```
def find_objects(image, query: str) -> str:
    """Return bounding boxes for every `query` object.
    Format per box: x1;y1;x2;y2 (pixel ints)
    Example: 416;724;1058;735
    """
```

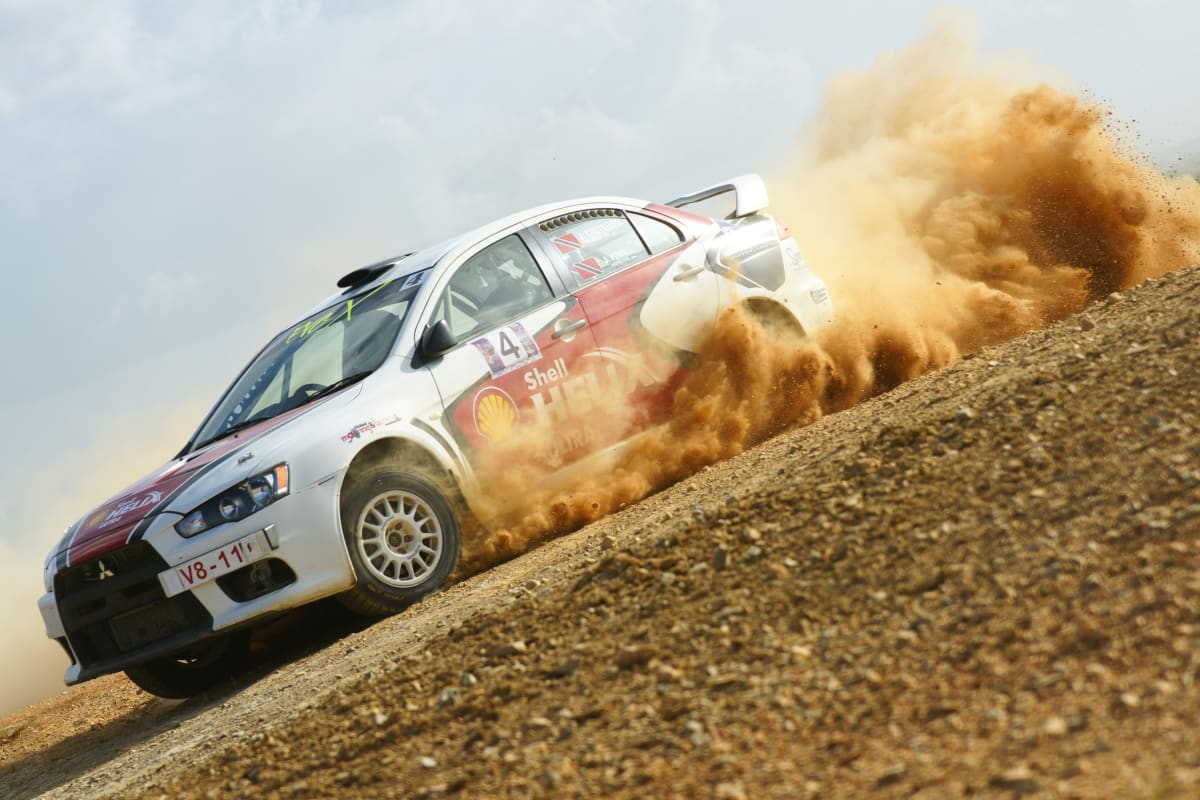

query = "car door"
419;230;601;468
529;206;717;436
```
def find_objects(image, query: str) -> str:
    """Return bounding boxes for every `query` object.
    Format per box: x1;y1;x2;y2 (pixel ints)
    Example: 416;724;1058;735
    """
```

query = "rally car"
38;175;833;698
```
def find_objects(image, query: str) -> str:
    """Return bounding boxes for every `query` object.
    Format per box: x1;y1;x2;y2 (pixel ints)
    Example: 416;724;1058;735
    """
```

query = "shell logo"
473;387;518;442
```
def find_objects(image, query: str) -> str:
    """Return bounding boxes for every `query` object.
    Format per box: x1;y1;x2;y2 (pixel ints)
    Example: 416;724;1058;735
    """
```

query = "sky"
2;0;1199;714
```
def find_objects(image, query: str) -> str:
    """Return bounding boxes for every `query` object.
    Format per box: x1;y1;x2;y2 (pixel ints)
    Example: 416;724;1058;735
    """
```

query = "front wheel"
124;630;251;699
338;469;461;617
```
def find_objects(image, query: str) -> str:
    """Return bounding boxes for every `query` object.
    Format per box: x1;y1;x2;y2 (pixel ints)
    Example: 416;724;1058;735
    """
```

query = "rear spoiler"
666;173;769;219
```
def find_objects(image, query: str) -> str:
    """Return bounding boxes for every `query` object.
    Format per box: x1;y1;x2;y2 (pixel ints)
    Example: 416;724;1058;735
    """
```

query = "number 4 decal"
471;322;542;378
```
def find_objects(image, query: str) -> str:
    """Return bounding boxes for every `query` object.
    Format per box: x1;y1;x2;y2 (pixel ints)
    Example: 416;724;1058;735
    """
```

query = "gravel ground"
2;266;1199;799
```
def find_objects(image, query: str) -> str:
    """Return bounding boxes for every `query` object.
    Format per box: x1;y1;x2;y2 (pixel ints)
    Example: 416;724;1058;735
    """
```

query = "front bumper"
40;474;355;685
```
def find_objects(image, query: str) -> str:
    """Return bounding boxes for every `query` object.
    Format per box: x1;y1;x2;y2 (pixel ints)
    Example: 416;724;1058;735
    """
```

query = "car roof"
300;194;654;316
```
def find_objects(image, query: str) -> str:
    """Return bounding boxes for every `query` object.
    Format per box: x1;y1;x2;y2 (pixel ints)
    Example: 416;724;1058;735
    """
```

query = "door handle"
673;264;706;282
551;317;588;340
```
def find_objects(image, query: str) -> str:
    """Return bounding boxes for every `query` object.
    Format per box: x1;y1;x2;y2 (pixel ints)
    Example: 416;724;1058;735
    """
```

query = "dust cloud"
463;15;1200;567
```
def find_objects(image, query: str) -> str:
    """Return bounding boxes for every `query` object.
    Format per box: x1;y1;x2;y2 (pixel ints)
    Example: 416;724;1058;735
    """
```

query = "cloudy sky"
2;0;1197;714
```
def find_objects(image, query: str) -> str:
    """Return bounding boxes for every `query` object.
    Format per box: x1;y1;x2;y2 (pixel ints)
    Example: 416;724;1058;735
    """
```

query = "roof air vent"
336;264;391;292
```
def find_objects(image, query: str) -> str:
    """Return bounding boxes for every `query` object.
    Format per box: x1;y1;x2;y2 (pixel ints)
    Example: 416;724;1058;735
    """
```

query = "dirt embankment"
3;264;1199;799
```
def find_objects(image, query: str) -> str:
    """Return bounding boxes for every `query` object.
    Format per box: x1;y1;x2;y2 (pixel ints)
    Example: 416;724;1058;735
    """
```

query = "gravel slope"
2;266;1199;799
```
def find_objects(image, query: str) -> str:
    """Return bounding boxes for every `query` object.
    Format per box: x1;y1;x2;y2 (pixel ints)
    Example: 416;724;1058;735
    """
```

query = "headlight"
175;464;290;538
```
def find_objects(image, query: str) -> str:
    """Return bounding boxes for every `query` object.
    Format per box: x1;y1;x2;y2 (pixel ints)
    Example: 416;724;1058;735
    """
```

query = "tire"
743;299;806;342
337;468;461;617
124;630;251;699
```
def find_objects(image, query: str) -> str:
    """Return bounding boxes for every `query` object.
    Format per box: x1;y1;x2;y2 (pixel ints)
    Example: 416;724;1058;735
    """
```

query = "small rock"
1078;314;1095;331
989;766;1038;793
488;641;528;658
956;405;976;421
545;658;580;679
712;546;729;571
714;781;747;800
874;764;907;787
614;645;657;669
660;571;677;587
1106;291;1124;304
742;545;763;563
437;688;461;708
1042;716;1068;736
418;755;437;769
373;710;390;726
460;672;478;687
900;567;945;595
691;505;705;520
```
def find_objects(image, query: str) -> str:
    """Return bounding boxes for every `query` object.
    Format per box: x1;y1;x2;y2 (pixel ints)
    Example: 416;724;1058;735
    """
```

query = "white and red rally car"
39;175;832;697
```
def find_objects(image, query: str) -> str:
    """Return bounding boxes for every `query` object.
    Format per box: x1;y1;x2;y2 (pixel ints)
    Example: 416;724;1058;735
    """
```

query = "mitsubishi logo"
95;559;114;581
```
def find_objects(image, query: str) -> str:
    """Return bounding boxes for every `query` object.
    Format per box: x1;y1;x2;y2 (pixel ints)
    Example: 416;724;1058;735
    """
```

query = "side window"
432;234;553;341
629;212;684;254
542;210;649;283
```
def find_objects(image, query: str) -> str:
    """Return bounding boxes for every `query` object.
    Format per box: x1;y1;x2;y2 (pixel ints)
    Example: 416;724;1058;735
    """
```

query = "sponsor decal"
530;347;672;460
286;278;397;344
103;490;163;526
552;233;582;254
342;421;376;443
471;322;541;378
473;386;518;442
401;269;430;289
524;356;569;391
572;257;604;281
342;414;401;443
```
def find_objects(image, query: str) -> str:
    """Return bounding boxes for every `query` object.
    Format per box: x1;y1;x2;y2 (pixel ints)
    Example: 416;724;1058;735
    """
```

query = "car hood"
53;398;332;570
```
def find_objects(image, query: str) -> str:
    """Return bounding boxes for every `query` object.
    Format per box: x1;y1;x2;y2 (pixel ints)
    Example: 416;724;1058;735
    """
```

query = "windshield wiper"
193;416;271;451
191;372;373;452
304;371;373;403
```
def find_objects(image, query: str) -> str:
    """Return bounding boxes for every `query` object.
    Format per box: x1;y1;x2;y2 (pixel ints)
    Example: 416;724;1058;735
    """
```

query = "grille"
54;542;211;668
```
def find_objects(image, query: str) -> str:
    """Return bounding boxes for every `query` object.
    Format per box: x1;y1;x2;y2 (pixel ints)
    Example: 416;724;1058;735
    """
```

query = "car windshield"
188;274;424;451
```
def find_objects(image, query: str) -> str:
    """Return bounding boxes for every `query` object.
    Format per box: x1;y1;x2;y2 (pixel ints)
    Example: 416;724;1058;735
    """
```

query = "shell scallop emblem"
473;387;518;442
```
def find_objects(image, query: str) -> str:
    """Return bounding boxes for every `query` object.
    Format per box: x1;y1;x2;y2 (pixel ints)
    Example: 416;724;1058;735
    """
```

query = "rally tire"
124;630;251;699
338;468;461;617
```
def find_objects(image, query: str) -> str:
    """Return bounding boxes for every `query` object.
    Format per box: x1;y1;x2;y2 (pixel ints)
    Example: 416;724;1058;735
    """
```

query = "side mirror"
417;319;457;363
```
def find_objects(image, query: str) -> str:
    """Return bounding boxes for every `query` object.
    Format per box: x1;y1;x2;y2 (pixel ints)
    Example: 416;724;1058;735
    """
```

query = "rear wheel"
124;630;251;699
338;468;461;617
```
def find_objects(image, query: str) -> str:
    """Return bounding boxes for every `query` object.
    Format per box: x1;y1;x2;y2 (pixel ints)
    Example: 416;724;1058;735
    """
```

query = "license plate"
158;529;272;598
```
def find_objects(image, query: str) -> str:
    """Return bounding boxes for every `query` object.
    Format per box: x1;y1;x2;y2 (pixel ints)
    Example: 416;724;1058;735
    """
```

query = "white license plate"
158;529;272;598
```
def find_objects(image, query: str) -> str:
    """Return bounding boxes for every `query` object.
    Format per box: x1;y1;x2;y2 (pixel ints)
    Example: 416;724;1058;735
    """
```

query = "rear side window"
542;210;648;284
629;212;684;254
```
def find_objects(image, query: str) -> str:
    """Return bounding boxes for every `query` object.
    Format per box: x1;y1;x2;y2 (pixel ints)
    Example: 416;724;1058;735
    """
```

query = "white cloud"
142;270;203;313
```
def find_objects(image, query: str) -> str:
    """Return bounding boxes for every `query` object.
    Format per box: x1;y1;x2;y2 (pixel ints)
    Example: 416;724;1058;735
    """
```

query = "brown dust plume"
461;18;1200;567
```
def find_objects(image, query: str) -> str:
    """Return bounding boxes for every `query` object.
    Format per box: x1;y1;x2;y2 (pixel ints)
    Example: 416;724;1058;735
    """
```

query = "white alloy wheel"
355;489;445;588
